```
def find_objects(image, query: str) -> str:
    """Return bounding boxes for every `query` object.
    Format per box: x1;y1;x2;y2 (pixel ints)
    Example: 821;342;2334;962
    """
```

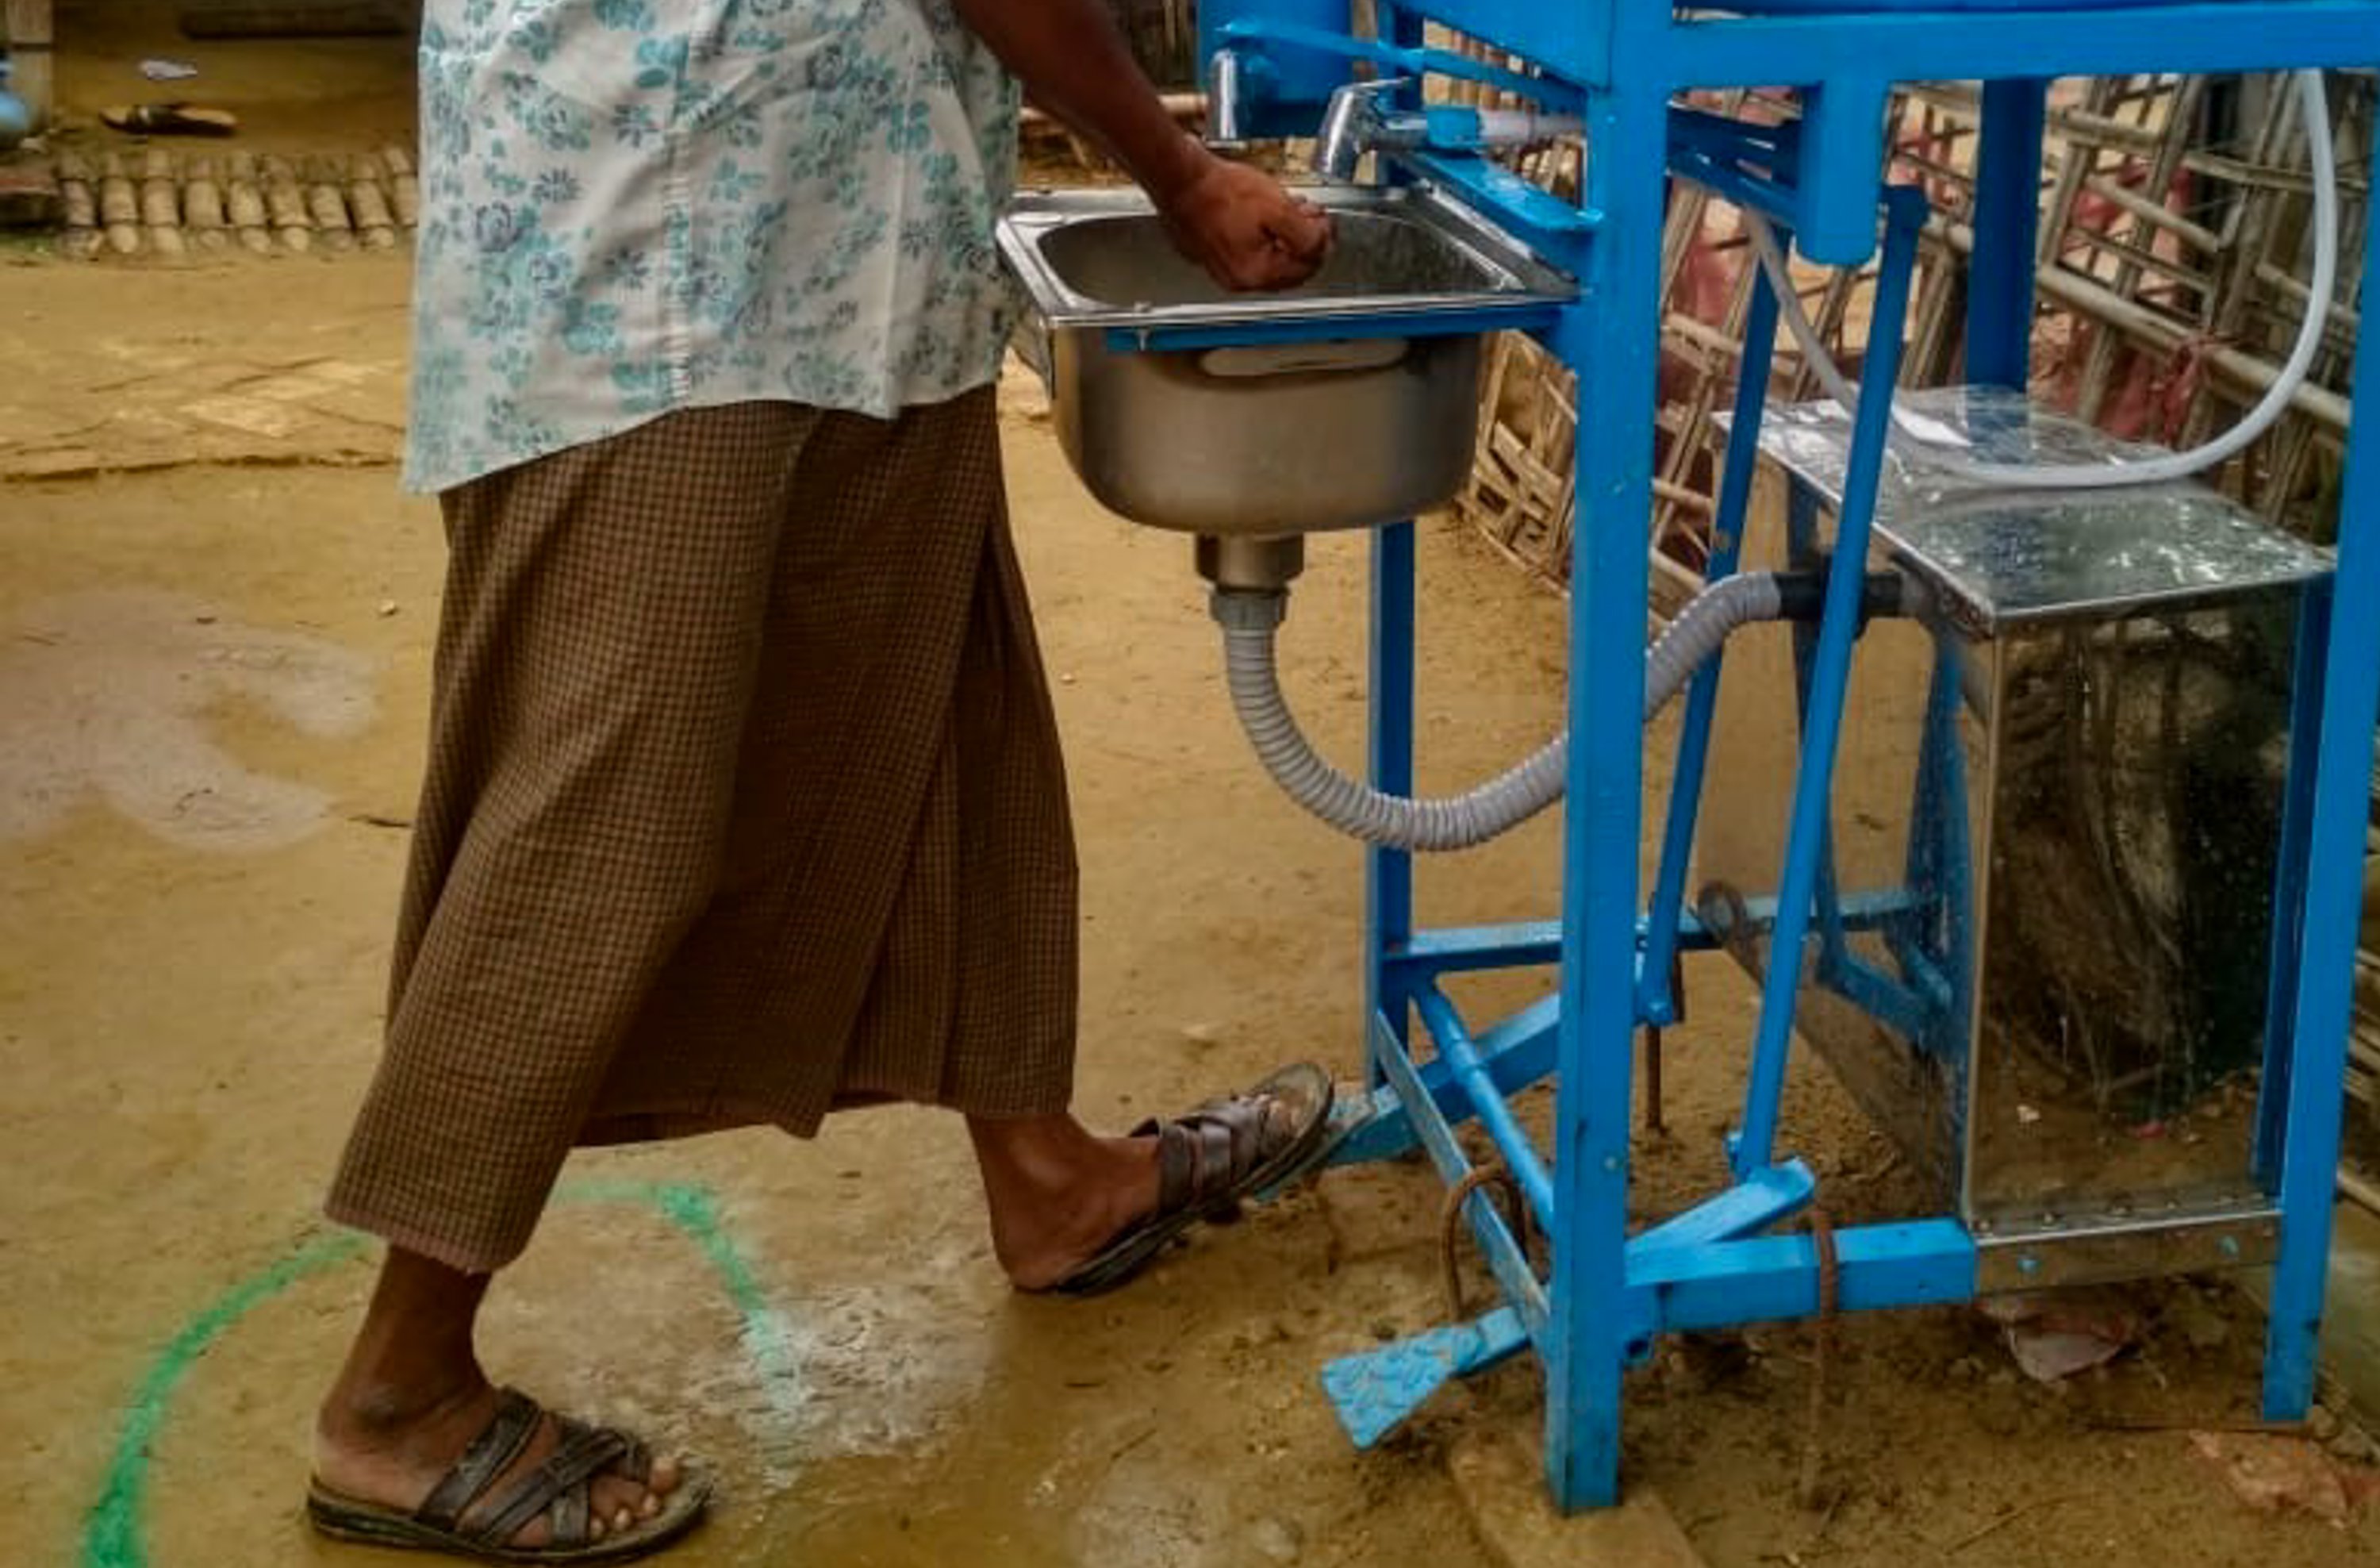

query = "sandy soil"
6;21;2380;1568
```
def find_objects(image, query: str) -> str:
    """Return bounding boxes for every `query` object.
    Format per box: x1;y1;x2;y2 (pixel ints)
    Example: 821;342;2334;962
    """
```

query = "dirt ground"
6;17;2380;1568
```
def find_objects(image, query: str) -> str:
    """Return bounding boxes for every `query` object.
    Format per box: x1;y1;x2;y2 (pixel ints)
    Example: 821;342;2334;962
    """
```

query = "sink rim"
996;183;1578;332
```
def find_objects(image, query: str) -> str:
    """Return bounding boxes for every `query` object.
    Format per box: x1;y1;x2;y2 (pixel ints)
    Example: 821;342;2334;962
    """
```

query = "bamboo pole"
347;154;397;250
225;151;272;255
259;154;312;252
97;153;140;256
304;156;355;251
53;148;97;259
183;156;230;252
139;148;185;258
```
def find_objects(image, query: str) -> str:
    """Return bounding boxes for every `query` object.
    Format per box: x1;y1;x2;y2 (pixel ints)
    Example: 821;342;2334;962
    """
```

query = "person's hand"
1154;148;1334;293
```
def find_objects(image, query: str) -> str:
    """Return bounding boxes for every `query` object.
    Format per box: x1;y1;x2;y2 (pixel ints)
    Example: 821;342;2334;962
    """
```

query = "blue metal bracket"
1327;993;1562;1167
1400;149;1602;272
1630;1220;1979;1335
1629;1160;1819;1257
1214;16;1590;113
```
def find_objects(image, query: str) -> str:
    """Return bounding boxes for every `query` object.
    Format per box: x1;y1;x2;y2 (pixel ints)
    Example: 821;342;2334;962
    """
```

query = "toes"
647;1454;683;1496
639;1492;663;1520
589;1515;608;1543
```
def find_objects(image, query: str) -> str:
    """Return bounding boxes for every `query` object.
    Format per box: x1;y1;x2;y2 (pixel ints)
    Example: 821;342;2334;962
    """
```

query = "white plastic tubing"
1744;68;2339;490
1215;571;1787;851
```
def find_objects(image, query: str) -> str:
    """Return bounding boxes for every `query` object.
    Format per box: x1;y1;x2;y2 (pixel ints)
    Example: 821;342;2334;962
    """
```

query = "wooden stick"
1945;1493;2087;1555
2079;174;2225;253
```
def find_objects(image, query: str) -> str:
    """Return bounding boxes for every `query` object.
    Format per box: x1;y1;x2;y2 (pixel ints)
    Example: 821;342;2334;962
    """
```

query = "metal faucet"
1207;48;1249;148
1314;78;1427;183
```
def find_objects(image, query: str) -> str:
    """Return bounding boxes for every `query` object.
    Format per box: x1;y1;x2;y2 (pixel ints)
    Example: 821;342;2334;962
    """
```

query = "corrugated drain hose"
1213;571;1789;851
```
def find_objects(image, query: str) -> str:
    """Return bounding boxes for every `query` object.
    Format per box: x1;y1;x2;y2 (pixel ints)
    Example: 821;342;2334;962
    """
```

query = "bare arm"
950;0;1332;290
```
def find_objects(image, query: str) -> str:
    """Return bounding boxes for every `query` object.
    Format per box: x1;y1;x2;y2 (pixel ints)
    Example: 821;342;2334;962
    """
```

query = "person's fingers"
1270;200;1334;259
1246;243;1321;292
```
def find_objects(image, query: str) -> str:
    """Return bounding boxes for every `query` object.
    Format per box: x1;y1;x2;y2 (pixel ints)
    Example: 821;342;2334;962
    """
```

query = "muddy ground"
6;16;2380;1568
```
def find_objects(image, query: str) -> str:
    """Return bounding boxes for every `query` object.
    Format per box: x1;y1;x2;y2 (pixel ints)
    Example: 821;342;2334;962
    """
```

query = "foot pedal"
1320;1307;1530;1447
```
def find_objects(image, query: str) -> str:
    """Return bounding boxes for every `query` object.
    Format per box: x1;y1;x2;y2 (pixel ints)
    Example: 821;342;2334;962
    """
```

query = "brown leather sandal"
100;102;240;136
1041;1060;1336;1297
305;1388;710;1563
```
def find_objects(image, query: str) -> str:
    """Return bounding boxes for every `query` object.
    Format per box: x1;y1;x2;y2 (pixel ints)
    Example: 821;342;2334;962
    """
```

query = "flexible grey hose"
1214;571;1788;852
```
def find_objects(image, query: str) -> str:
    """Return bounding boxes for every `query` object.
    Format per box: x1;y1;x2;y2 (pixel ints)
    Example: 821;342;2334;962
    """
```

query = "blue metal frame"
1182;0;2380;1513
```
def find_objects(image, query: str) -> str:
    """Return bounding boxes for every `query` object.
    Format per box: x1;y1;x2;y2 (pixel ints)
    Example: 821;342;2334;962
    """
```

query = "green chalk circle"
79;1180;785;1568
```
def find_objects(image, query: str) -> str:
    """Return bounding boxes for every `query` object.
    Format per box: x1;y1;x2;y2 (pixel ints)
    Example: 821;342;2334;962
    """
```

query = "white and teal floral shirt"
404;0;1023;494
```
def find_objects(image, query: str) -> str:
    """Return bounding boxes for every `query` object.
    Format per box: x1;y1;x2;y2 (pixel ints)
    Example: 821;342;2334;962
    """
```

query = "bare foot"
972;1121;1163;1291
969;1069;1335;1295
314;1377;688;1548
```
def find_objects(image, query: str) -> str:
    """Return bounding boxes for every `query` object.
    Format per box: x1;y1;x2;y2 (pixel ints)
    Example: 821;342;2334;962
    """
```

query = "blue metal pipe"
1630;1220;1978;1333
1417;987;1557;1234
1368;520;1419;1082
1665;6;2380;89
2261;174;2380;1420
1543;74;1674;1512
1967;79;2050;386
1215;14;1590;109
1368;1012;1553;1331
1641;239;1787;1024
2255;580;2329;1185
1734;187;1931;1176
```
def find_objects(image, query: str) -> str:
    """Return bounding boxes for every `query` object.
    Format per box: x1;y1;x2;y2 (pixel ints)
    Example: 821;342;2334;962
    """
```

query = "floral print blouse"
404;0;1023;493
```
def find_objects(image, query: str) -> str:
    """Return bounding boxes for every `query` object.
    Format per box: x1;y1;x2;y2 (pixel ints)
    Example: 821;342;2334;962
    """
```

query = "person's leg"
313;402;816;1551
313;1248;685;1546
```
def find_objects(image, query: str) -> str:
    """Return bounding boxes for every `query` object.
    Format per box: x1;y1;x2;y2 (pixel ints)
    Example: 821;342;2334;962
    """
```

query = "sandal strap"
1154;1093;1283;1213
416;1388;544;1532
549;1482;589;1550
472;1422;632;1547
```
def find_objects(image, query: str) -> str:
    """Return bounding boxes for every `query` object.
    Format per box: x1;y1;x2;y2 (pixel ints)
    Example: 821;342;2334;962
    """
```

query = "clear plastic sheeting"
1739;386;2334;631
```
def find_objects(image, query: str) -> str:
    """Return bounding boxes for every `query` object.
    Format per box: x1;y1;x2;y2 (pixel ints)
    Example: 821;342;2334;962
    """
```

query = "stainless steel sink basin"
997;184;1574;536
